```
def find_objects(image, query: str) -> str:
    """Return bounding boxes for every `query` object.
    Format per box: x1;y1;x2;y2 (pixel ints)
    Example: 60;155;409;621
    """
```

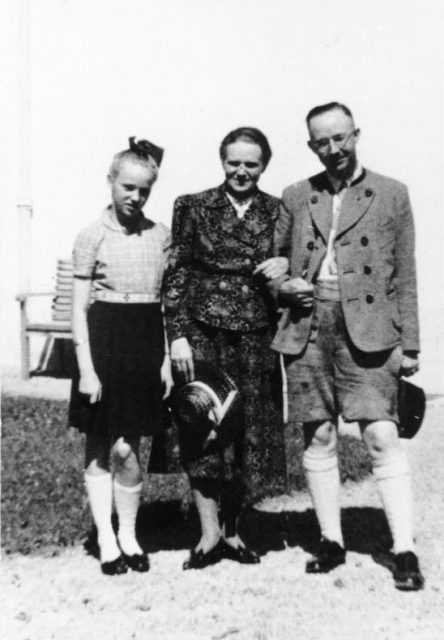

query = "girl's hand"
79;370;102;403
161;355;174;399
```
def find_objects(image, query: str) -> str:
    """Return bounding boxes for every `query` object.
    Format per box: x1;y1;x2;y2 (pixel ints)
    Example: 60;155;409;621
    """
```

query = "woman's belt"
95;291;160;303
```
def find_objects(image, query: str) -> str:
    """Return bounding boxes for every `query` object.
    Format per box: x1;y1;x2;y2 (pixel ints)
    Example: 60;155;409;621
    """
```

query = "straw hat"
172;361;241;450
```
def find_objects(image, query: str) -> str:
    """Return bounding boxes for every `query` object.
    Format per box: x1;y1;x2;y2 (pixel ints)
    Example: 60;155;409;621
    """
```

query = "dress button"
311;195;318;204
366;294;374;303
307;241;314;250
241;285;249;294
361;236;369;246
364;265;372;274
365;188;373;197
219;281;227;290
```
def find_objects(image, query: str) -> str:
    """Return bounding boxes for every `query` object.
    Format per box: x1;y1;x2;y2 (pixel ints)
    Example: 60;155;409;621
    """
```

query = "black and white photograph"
1;1;443;639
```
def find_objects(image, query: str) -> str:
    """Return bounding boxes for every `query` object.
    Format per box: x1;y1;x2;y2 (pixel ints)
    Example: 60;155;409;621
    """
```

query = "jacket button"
311;195;318;204
241;285;249;294
365;189;373;197
219;281;227;290
364;265;372;274
307;241;314;250
366;294;374;303
361;236;369;246
244;258;251;266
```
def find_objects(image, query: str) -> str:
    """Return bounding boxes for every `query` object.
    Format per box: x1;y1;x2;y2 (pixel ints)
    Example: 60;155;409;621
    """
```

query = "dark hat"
128;136;164;166
397;378;426;439
172;361;241;450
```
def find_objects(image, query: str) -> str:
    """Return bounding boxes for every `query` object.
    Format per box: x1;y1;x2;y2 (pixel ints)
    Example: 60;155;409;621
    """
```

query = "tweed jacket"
271;169;419;355
163;184;280;342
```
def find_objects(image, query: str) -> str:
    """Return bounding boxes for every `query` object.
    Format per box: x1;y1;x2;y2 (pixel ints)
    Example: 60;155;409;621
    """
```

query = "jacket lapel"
206;186;272;247
307;174;332;244
336;172;375;237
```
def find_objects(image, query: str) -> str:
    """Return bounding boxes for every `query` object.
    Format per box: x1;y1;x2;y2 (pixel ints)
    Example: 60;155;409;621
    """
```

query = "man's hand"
254;257;289;280
279;277;314;308
170;337;195;382
400;353;419;377
161;355;174;399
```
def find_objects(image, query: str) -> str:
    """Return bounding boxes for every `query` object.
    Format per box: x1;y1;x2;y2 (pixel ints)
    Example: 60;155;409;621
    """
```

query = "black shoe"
393;551;425;591
306;539;346;574
221;540;260;565
101;554;128;576
123;552;150;573
183;540;223;570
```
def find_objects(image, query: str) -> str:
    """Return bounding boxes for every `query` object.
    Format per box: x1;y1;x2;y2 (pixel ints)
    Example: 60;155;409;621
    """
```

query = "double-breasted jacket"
271;169;419;355
163;185;280;342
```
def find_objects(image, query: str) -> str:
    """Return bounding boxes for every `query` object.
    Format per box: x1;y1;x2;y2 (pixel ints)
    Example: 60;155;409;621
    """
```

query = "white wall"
2;0;443;392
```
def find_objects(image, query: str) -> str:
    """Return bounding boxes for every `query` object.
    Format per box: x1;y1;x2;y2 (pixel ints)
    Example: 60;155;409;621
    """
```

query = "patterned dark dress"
162;184;287;505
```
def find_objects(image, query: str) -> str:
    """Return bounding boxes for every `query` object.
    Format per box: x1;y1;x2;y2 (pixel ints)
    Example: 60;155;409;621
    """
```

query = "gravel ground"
1;376;443;640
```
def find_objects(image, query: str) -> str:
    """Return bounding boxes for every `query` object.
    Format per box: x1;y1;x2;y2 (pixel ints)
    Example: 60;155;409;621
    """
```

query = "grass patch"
284;419;372;491
1;395;371;555
1;396;87;555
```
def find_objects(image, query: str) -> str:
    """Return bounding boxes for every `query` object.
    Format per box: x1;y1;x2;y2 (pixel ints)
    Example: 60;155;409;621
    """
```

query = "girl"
69;138;172;575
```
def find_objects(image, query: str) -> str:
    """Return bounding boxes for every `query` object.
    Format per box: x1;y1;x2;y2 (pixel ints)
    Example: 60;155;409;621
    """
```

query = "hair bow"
128;136;164;167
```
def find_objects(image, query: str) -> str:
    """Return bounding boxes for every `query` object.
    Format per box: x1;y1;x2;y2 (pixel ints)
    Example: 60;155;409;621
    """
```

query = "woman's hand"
79;369;102;403
170;337;195;382
161;355;174;399
254;257;289;280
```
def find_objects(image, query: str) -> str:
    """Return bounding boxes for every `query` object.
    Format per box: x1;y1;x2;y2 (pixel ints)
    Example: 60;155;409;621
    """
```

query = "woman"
69;138;173;575
163;127;288;569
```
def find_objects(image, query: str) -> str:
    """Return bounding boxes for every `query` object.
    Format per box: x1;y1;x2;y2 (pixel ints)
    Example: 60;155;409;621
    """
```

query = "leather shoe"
101;554;128;576
306;539;346;574
123;552;150;573
393;551;424;591
221;540;260;564
183;540;223;570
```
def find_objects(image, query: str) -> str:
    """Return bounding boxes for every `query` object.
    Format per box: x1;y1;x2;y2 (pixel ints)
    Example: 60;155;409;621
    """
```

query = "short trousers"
285;299;402;424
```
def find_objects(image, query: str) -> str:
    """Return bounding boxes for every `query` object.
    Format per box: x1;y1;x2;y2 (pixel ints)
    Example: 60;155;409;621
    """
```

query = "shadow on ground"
84;501;393;566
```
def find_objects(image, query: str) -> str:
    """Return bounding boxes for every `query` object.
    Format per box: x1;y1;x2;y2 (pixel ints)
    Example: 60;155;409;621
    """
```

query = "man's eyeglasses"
310;130;358;153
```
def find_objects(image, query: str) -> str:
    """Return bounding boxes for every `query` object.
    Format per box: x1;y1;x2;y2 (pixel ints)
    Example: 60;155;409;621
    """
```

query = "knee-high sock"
303;449;343;547
373;449;415;554
84;472;120;563
113;480;143;556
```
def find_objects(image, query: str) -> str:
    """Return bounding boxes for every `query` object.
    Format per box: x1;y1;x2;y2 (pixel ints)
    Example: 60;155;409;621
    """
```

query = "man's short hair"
108;150;159;183
306;102;354;127
219;126;272;168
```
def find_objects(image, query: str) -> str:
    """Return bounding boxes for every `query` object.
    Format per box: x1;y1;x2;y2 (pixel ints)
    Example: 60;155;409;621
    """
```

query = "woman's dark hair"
219;127;272;168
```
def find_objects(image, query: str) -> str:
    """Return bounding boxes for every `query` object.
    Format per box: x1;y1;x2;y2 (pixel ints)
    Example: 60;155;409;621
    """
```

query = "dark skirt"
68;301;164;439
180;319;287;505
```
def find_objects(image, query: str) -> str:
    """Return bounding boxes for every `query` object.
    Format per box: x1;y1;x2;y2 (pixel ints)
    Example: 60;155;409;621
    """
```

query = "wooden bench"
16;259;76;379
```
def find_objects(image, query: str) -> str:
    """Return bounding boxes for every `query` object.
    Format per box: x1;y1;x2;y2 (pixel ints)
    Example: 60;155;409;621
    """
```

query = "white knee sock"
303;449;344;547
113;480;143;556
84;472;120;563
373;449;415;554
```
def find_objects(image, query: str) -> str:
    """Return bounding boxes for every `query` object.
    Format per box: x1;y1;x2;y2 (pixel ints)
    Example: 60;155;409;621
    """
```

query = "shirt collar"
327;163;364;193
102;205;149;234
225;191;253;209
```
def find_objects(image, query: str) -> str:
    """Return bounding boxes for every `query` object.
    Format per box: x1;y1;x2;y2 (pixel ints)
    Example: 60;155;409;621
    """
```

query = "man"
271;102;424;590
